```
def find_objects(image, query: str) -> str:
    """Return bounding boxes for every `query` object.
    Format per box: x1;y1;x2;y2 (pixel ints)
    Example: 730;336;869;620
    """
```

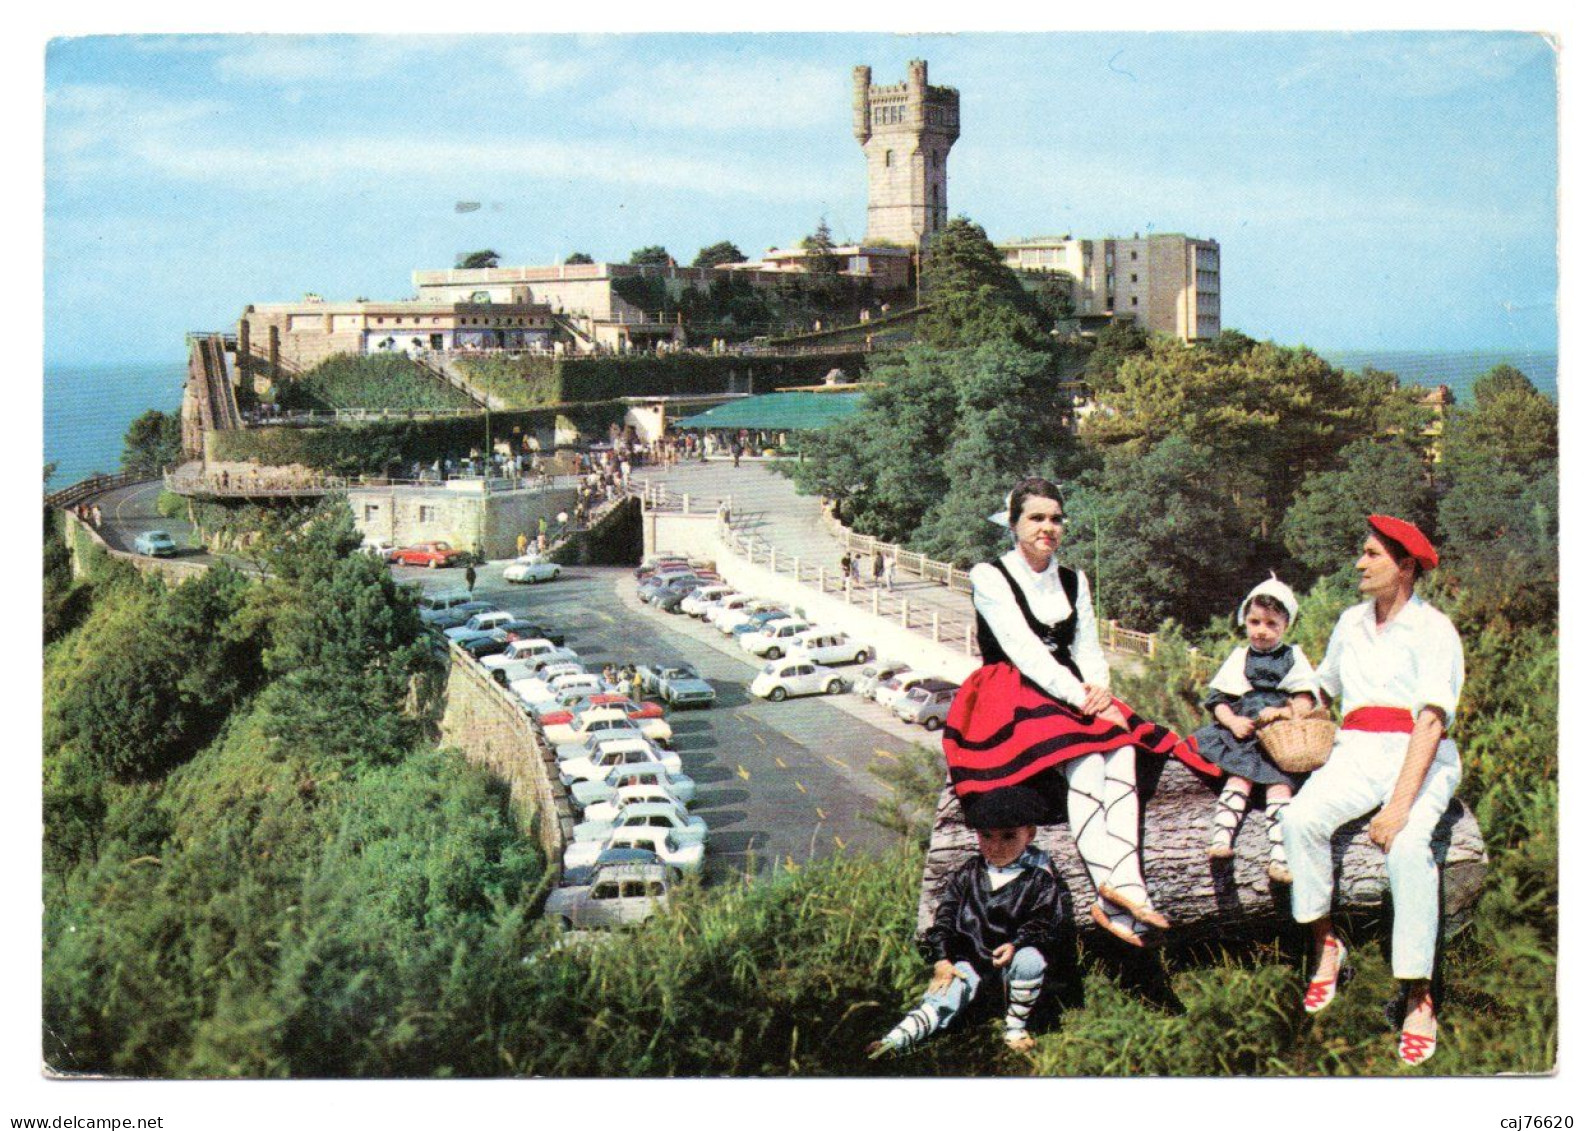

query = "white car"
544;703;672;750
875;671;934;712
480;656;542;687
705;593;754;629
564;826;704;876
444;609;521;640
785;628;873;667
570;764;698;812
558;737;683;787
544;859;670;930
751;658;848;701
500;638;580;671
580;782;694;827
715;599;778;636
547;708;646;752
503;556;563;584
572;799;708;846
510;666;595;707
855;661;911;700
740;618;812;659
681;585;735;618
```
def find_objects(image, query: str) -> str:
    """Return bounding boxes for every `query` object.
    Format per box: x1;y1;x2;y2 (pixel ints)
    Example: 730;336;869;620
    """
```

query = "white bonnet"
1238;573;1298;625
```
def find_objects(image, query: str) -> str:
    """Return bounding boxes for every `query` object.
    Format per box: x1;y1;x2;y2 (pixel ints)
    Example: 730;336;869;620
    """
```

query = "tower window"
885;150;893;167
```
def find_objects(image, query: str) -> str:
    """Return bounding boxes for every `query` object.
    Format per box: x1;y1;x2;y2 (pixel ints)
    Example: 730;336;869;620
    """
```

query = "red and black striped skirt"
943;661;1221;800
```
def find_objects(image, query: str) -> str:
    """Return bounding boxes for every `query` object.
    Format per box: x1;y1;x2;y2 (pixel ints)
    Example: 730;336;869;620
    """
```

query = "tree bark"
917;761;1487;943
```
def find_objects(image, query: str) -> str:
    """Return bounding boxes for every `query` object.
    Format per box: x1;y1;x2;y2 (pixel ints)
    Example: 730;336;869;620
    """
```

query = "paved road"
396;559;939;882
89;480;222;565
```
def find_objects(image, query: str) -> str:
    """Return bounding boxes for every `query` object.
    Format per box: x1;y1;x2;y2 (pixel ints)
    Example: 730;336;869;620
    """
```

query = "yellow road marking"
873;748;898;760
754;734;767;747
834;835;846;850
816;807;827;820
825;755;849;769
595;611;615;624
774;756;788;769
795;781;807;794
737;765;751;781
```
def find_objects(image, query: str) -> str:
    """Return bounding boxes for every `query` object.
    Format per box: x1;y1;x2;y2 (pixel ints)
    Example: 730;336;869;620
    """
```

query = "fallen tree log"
917;761;1487;943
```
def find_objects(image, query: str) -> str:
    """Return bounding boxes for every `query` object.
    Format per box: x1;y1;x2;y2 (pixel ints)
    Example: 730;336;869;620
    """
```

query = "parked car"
565;825;704;876
544;859;671;930
549;709;648;754
544;702;672;748
537;693;665;728
444;610;524;641
636;664;717;709
634;554;690;580
133;530;178;557
679;584;729;617
579;782;695;826
417;590;473;623
740;618;812;659
856;661;912;701
503;557;563;584
784;628;873;667
716;599;781;636
480;656;541;687
751;658;847;701
730;609;792;639
571;799;708;847
893;678;961;731
458;632;515;660
499;637;579;670
570;763;697;812
514;668;601;708
875;670;934;712
558;736;683;787
425;601;498;631
653;580;707;613
705;593;754;629
391;540;465;568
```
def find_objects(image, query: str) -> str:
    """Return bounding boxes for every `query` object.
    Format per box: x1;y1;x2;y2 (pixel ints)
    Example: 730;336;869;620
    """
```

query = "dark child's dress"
1189;643;1318;789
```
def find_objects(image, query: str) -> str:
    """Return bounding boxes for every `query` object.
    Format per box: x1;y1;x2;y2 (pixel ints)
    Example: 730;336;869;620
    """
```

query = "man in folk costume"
1284;515;1464;1066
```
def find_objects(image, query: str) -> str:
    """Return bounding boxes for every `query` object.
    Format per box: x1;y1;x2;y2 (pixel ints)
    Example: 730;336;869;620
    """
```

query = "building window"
884;150;893;167
363;504;380;521
1131;251;1138;260
419;505;436;523
1131;274;1138;283
1131;296;1139;306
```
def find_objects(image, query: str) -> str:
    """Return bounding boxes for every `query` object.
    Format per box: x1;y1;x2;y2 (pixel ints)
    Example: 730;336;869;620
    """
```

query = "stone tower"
852;59;960;249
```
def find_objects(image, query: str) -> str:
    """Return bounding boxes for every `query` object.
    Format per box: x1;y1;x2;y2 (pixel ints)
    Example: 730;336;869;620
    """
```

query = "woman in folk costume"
942;477;1221;947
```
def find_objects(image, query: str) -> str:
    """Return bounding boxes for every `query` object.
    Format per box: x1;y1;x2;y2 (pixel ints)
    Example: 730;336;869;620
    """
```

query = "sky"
43;30;1558;365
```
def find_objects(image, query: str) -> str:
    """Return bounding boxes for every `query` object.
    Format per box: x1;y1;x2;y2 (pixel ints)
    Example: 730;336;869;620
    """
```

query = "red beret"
1367;514;1438;571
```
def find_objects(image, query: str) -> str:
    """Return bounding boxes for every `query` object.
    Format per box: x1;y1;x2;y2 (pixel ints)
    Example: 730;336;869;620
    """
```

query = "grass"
277;355;477;412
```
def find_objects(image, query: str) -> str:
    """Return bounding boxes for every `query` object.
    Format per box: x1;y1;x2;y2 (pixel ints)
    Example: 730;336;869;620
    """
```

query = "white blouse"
1206;644;1319;699
970;549;1107;709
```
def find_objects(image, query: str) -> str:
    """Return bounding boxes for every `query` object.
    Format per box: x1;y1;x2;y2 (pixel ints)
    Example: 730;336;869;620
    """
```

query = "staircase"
412;352;501;410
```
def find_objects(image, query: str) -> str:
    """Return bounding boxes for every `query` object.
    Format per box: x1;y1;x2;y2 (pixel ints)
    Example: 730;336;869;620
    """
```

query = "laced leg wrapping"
1005;976;1043;1035
1211;779;1252;853
1265;791;1291;867
879;1001;945;1054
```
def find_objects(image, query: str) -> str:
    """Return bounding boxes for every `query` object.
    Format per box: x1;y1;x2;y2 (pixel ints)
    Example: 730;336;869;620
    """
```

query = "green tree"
693;241;748;269
1280;439;1435;580
628;246;673;266
457;250;501;269
1083;317;1151;383
121;409;184;477
917;217;1046;350
800;219;841;277
1059;437;1259;632
564;252;594;265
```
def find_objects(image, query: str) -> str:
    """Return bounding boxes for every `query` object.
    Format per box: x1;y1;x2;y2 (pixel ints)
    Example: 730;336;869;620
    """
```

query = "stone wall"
440;644;574;865
348;482;579;560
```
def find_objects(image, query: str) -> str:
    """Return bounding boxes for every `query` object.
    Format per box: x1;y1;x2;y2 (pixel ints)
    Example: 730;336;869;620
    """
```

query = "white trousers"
1284;730;1462;979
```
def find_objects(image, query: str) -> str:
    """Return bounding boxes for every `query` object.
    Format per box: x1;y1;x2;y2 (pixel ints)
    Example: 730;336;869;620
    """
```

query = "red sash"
1341;707;1415;733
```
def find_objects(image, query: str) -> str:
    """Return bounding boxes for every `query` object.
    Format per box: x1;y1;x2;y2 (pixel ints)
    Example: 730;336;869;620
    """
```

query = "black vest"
975;559;1083;681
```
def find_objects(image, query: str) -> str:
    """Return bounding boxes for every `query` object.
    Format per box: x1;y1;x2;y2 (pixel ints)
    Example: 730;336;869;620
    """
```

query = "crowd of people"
868;476;1462;1069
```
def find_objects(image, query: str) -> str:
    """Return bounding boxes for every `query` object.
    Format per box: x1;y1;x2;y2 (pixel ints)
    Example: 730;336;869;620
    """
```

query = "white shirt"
1206;644;1319;699
970;549;1107;709
1314;596;1464;729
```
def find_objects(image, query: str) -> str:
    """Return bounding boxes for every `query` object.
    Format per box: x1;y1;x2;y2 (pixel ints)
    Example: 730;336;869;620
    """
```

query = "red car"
536;694;665;729
391;540;464;568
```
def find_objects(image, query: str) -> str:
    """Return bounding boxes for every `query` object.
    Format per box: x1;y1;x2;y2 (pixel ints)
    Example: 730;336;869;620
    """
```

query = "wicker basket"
1256;709;1337;774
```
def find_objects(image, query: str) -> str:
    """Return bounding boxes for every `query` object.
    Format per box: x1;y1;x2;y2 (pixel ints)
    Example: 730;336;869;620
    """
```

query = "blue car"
133;530;178;557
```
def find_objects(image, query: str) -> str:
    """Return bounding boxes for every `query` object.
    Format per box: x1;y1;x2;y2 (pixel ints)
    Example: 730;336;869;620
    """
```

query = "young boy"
868;786;1065;1057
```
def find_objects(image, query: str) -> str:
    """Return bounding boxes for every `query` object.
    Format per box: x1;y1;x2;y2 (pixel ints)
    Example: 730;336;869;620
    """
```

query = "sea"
39;348;1558;494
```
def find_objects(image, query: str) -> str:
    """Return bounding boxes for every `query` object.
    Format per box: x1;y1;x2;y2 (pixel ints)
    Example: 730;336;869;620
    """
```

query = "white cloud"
498;38;612;95
46;83;227;171
206;35;459;85
594;57;841;131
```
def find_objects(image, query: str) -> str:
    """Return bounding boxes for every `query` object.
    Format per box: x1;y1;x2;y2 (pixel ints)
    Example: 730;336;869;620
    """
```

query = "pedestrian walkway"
632;460;977;629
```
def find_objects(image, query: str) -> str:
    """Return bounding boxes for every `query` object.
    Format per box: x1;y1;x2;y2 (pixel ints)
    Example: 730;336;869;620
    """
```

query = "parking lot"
398;560;945;882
